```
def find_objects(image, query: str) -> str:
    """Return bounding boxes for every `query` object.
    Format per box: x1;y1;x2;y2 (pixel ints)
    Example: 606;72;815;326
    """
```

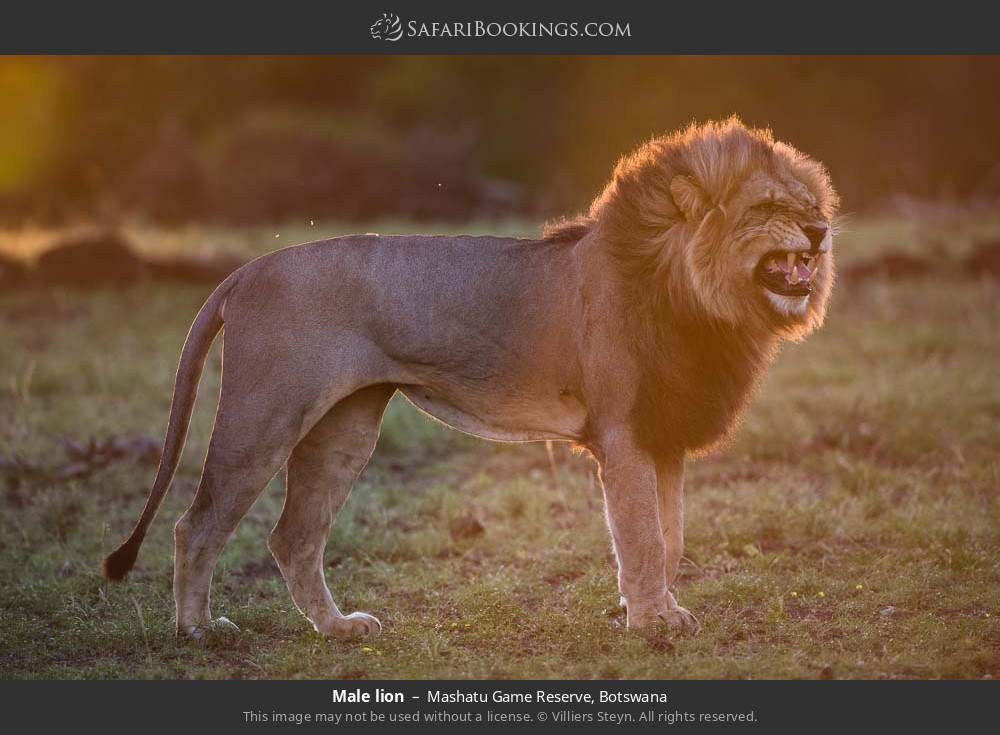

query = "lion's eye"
743;202;778;221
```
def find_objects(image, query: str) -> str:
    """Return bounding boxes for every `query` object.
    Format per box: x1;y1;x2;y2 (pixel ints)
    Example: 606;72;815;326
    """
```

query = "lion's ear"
670;175;707;221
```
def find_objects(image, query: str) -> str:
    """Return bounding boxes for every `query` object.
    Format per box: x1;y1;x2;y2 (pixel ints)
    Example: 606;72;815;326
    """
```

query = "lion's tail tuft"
101;537;142;581
101;273;237;582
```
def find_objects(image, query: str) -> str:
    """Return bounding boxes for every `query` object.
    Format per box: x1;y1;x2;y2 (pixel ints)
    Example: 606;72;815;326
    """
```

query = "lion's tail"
101;274;237;582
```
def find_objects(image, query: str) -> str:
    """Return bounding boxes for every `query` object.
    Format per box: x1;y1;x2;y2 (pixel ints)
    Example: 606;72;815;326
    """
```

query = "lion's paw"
180;616;241;643
627;605;700;635
656;606;701;633
322;612;382;640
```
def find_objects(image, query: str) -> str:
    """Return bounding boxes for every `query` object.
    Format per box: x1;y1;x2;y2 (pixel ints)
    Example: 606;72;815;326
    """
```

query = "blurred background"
2;55;1000;228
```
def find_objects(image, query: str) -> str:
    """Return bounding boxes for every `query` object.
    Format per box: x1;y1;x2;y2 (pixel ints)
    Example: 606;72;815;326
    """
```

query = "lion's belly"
398;386;586;443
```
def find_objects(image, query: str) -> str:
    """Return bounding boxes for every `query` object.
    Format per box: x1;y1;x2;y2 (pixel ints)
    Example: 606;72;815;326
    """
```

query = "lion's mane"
545;119;838;459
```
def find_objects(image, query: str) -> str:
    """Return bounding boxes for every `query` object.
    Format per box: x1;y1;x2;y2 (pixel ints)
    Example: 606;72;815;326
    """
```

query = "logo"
370;12;403;41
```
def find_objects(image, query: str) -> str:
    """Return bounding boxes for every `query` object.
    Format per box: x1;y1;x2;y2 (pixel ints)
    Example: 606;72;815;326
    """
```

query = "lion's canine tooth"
809;253;823;282
786;252;795;272
789;267;801;285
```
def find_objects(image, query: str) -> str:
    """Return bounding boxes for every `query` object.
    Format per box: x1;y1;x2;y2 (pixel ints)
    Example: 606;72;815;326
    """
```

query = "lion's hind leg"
268;384;394;639
173;402;302;641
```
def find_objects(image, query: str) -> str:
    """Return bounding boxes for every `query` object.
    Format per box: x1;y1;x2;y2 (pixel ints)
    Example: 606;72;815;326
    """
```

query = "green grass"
1;214;998;679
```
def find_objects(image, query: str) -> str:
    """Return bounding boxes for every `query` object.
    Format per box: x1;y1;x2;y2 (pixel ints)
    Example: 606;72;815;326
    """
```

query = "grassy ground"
0;212;998;679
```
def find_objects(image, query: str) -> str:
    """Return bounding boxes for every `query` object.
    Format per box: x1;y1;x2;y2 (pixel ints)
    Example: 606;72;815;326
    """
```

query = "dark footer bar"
2;680;994;733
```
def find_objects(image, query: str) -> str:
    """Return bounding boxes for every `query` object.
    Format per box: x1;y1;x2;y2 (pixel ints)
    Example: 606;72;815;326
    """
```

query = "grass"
1;212;998;680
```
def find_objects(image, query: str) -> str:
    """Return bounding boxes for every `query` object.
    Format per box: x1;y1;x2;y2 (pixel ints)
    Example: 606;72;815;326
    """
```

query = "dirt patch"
338;669;369;680
1;434;160;490
787;606;834;622
544;568;585;587
448;514;485;541
641;630;676;654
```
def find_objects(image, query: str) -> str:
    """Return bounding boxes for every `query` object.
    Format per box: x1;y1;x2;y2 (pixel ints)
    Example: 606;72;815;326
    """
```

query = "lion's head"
587;118;839;341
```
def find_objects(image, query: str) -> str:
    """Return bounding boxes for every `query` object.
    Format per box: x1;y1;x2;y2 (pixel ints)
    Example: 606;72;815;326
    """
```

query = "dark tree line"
1;56;998;224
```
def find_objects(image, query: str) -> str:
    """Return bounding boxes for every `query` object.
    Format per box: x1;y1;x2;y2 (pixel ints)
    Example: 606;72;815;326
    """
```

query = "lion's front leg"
598;430;698;633
656;453;686;590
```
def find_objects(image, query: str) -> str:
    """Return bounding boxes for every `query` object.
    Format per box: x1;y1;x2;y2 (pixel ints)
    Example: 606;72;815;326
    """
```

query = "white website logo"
370;12;403;41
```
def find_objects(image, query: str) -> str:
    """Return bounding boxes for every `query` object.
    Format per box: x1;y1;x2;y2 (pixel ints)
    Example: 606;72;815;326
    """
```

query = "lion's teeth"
786;252;796;271
808;253;823;282
789;267;801;285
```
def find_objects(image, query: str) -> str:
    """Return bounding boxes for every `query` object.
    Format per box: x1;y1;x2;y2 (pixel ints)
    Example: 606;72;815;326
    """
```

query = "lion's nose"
802;224;829;251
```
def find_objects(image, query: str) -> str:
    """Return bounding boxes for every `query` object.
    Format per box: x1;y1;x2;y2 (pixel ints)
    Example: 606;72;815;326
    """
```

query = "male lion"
103;119;837;640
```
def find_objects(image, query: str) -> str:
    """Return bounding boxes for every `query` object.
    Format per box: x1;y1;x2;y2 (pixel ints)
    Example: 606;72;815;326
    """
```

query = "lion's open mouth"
755;250;823;297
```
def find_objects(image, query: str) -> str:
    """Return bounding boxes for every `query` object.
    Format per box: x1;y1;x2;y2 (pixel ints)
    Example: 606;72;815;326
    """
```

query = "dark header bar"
1;1;999;54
